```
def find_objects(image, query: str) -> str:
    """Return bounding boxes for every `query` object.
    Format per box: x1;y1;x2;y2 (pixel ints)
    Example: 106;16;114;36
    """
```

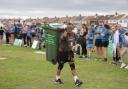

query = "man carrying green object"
55;24;83;87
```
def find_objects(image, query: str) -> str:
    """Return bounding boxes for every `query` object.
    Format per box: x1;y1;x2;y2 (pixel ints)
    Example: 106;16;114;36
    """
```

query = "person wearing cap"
55;24;83;86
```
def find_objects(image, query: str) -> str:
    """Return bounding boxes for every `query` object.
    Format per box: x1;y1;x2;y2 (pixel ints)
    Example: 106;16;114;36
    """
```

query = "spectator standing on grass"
15;20;23;39
111;24;126;64
86;28;94;60
4;24;10;44
31;23;36;42
111;25;120;64
0;26;5;45
100;24;112;62
94;21;104;60
22;24;29;47
35;27;43;50
116;24;126;62
9;23;15;45
79;24;88;58
26;26;32;47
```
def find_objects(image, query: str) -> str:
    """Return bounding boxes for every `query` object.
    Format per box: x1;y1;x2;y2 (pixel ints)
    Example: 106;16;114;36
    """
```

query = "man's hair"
104;24;110;29
67;24;74;31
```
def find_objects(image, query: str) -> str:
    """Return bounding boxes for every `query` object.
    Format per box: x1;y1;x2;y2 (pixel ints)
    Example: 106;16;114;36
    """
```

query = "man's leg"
56;63;64;78
68;62;82;86
55;63;64;84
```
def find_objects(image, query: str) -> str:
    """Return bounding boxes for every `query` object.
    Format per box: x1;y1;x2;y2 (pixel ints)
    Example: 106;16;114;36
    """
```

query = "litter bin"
43;23;67;64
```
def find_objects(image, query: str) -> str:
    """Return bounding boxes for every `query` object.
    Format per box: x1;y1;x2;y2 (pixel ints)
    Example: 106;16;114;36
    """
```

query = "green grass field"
0;45;128;89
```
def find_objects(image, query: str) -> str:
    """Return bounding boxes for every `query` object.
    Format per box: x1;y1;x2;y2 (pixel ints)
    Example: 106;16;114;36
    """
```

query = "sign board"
31;40;39;49
13;39;22;46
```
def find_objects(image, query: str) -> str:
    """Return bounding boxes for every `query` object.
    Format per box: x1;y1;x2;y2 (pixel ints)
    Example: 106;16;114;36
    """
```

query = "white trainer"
120;63;126;68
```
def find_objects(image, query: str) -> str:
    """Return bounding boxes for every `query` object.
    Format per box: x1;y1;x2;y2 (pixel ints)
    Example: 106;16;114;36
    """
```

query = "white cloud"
0;0;128;18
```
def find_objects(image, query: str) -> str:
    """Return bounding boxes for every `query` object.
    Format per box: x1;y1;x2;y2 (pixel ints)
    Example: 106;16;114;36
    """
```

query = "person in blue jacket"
94;21;104;59
101;24;112;62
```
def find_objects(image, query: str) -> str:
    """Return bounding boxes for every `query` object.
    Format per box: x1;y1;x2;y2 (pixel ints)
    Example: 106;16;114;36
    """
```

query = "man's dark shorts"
57;51;74;64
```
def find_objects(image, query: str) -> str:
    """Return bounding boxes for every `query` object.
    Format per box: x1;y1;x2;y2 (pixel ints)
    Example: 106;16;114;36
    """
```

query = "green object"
108;41;113;56
43;23;65;64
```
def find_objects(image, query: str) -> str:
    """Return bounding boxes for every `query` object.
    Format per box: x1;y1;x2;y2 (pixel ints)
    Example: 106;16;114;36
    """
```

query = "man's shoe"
55;79;64;84
75;80;83;87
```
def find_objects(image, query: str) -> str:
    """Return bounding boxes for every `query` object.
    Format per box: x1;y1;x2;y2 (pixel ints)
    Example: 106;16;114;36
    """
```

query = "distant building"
108;14;125;25
70;15;84;24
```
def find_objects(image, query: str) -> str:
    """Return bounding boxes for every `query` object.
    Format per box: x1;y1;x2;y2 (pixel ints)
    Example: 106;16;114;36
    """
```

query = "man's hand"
63;30;67;37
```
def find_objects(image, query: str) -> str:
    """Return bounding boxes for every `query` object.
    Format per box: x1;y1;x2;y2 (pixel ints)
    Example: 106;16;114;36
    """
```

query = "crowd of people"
0;20;128;70
71;21;128;69
0;20;44;50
